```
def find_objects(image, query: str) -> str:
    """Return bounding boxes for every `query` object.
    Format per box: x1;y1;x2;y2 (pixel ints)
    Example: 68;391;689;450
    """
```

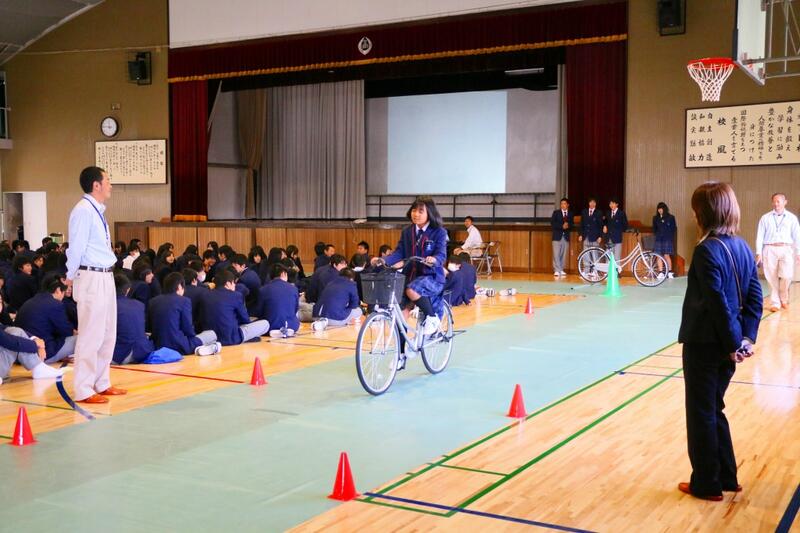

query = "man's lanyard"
773;212;787;233
83;196;110;245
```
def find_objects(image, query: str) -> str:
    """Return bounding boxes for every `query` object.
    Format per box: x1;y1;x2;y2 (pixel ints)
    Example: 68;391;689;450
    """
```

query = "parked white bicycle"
577;229;669;287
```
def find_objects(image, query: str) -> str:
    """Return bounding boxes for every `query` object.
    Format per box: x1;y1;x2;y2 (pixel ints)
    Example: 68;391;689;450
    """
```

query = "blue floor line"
776;483;800;533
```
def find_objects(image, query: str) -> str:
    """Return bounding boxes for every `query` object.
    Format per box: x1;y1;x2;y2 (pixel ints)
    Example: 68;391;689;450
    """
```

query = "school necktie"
589;209;594;216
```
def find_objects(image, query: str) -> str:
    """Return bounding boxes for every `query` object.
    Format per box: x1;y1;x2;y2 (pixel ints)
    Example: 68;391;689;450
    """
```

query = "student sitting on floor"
149;272;221;356
443;255;468;307
305;254;347;304
200;270;269;346
312;268;362;326
0;294;64;385
112;274;155;365
121;242;141;271
257;264;300;335
212;245;234;279
232;254;261;316
14;273;77;363
6;255;38;312
129;261;159;311
154;249;178;286
312;241;326;271
182;267;208;332
350;241;370;267
314;243;336;271
458;252;478;303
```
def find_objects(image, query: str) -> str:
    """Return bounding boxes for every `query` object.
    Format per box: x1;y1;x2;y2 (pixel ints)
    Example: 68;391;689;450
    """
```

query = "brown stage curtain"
236;89;267;218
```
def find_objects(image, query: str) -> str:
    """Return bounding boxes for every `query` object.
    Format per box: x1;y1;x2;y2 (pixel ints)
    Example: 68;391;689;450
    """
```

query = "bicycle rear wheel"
420;302;454;374
356;312;400;395
633;252;668;287
577;247;609;283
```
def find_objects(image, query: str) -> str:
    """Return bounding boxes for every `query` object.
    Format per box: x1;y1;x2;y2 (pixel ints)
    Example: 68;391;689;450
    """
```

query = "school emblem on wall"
358;37;372;56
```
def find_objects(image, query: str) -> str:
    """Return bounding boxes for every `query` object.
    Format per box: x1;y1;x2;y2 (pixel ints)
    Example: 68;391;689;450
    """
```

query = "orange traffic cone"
506;384;527;418
524;296;534;315
250;357;267;386
328;452;359;501
9;407;36;446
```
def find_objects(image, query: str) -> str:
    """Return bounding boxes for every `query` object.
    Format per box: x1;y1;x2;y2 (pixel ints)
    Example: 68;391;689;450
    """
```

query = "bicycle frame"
373;295;436;355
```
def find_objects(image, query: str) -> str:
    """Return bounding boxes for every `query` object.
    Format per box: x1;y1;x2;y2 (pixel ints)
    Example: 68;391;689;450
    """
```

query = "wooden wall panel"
226;228;254;254
148;227;197;255
285;229;346;262
197;227;226;250
372;229;402;252
345;228;374;259
254;228;287;251
530;231;554;273
116;225;148;250
486;230;529;271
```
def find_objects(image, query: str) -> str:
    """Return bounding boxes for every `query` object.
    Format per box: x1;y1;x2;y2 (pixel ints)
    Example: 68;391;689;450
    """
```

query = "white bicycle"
577;229;669;287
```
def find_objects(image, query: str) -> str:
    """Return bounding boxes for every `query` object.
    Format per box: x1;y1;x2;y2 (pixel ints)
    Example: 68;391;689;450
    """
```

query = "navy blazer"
653;213;677;242
149;293;202;355
258;278;300;332
313;255;329;271
200;288;250;345
312;276;360;321
580;208;605;242
130;280;155;311
550;210;574;241
679;235;762;354
14;293;74;358
460;262;477;301
605;209;628;244
6;272;38;312
443;269;466;306
113;296;154;364
0;325;37;355
305;265;340;303
383;225;448;284
63;296;78;329
183;284;208;331
238;268;262;314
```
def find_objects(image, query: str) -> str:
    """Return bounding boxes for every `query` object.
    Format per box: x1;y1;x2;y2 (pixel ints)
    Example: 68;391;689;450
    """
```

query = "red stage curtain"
168;2;626;81
170;80;208;218
566;40;627;211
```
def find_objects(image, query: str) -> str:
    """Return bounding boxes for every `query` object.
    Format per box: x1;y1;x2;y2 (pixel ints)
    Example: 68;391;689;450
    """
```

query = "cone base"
327;491;360;501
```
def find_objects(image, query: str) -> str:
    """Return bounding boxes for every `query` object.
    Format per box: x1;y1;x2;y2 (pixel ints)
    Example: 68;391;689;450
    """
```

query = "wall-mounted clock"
100;116;120;138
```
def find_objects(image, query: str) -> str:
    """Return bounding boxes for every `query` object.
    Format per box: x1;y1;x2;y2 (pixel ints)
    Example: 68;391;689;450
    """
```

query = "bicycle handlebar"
373;256;432;270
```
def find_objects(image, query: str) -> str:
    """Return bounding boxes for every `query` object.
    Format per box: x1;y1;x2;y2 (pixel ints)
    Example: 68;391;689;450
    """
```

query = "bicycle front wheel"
420;302;454;374
633;252;668;287
577;247;609;283
356;312;400;395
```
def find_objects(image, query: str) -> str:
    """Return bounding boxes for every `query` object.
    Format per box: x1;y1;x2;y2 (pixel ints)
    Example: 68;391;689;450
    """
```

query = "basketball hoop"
687;57;736;102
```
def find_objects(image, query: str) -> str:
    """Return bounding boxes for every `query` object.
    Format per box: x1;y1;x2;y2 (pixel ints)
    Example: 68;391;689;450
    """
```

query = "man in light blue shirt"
66;167;126;403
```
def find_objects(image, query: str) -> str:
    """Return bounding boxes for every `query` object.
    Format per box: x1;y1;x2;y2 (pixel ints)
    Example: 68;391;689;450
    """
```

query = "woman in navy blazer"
378;196;448;335
677;182;762;501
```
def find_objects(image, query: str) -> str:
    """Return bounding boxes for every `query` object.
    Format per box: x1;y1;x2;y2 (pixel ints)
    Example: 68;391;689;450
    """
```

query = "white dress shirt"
65;195;118;279
463;225;483;250
755;209;800;255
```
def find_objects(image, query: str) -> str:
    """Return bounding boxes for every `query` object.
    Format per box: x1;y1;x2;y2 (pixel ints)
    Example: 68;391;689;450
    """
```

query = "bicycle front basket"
360;271;406;306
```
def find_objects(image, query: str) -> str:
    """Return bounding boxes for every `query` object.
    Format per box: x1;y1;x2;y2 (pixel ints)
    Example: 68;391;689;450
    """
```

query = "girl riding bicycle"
372;196;447;335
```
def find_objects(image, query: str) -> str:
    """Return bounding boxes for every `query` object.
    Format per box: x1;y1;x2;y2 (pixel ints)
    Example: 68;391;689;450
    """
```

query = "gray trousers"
240;320;270;343
0;327;43;379
297;302;314;323
552;237;569;273
320;308;362;327
45;335;77;364
582;238;603;262
196;330;218;346
609;243;623;264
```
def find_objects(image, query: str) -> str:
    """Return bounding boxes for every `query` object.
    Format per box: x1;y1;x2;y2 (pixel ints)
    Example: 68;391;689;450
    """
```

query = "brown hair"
690;182;740;236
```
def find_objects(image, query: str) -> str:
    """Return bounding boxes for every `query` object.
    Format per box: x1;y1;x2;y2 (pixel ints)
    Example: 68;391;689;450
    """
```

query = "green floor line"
448;368;684;515
0;435;10;440
430;463;507;477
356;497;450;517
368;341;679;500
1;397;80;412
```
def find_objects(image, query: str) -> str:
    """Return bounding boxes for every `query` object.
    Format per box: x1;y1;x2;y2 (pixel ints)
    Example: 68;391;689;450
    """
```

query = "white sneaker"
312;318;328;331
554;272;560;277
657;272;665;280
422;316;441;335
559;271;567;276
509;288;518;295
31;363;64;379
195;342;222;356
667;272;674;279
499;289;510;296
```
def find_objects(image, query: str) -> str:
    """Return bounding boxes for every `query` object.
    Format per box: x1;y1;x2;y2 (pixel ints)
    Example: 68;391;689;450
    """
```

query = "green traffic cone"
603;252;622;297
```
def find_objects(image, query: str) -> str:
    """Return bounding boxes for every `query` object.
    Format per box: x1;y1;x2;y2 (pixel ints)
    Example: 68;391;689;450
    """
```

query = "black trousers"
682;342;738;496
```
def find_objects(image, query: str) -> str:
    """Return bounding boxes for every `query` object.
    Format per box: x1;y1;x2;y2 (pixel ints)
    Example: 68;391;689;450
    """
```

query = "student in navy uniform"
0;294;65;384
376;196;448;338
112;274;155;364
305;254;347;304
257;264;300;333
550;197;574;277
259;247;286;284
211;245;234;280
31;254;45;286
14;273;77;363
182;268;208;332
0;246;14;281
154;249;178;286
443;255;467;307
6;255;39;311
129;262;157;311
350;241;370;267
653;201;677;277
312;268;362;326
247;246;266;273
231;254;261;315
603;197;628;261
200;270;269;345
677;182;762;502
149;272;220;356
579;197;605;260
314;243;336;271
286;245;305;280
458;251;478;303
312;242;326;271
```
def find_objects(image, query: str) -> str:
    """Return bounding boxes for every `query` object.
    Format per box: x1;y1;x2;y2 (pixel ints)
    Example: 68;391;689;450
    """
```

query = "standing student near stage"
678;182;762;502
755;193;800;312
65;166;124;404
603;197;628;261
579;197;604;259
149;272;221;356
14;273;77;364
550;198;574;277
200;270;269;345
653;202;677;278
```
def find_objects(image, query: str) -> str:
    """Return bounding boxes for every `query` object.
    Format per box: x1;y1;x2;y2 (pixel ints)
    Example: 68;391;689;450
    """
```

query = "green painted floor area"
0;279;688;532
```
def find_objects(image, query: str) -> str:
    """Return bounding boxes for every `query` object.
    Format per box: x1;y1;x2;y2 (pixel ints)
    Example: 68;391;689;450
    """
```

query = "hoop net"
687;57;735;102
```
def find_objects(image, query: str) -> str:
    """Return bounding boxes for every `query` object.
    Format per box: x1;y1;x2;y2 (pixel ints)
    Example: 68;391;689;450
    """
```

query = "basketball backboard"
733;0;768;85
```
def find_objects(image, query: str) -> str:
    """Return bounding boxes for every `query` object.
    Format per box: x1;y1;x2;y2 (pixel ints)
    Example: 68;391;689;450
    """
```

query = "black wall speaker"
658;0;686;36
127;52;151;85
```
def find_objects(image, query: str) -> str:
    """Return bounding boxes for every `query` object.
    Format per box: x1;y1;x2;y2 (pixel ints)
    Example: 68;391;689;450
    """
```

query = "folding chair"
470;242;491;275
486;241;503;274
